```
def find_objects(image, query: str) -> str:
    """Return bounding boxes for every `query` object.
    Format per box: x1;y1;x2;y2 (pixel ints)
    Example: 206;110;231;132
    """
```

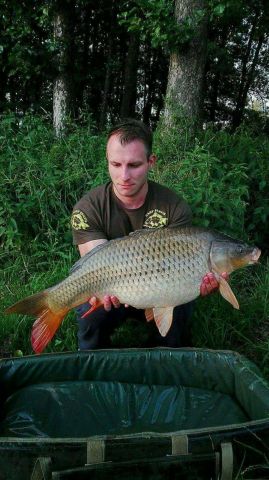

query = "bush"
153;119;269;250
0;114;108;267
202;126;269;251
1;113;268;366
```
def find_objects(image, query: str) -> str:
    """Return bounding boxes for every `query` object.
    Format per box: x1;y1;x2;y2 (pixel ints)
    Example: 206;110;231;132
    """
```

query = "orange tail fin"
31;307;68;353
5;291;68;354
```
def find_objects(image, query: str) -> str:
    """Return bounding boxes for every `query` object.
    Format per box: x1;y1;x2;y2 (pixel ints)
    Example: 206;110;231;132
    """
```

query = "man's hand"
103;295;121;311
200;272;229;297
89;295;128;311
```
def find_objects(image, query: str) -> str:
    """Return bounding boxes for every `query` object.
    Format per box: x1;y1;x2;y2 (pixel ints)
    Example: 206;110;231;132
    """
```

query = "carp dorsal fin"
70;242;109;274
218;276;239;309
153;306;174;336
128;228;160;237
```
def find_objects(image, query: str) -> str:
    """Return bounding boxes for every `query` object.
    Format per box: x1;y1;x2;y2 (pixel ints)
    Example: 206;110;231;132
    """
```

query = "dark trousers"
75;302;194;350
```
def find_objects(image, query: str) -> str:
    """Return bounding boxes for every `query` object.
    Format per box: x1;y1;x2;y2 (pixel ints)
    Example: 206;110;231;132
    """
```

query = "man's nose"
121;167;130;181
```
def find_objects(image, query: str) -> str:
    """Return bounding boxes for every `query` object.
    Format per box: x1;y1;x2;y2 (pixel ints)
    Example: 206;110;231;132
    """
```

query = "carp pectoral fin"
218;276;239;309
153;307;174;337
81;298;103;318
145;308;154;322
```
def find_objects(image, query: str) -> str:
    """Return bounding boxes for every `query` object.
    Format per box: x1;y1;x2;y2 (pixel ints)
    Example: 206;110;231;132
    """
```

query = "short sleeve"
168;198;192;228
71;190;107;245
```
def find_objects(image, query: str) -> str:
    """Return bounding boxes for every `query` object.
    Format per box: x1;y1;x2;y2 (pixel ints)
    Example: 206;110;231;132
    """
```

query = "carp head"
210;240;261;275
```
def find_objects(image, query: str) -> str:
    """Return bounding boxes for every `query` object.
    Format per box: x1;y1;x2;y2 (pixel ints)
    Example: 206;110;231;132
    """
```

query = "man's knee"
173;301;194;322
75;302;127;350
161;301;195;348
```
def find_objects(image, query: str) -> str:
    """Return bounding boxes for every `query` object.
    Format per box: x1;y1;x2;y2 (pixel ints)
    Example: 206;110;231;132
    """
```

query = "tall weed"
154;123;248;237
202;127;269;251
192;260;269;376
0;254;76;355
1;113;268;366
0;114;108;267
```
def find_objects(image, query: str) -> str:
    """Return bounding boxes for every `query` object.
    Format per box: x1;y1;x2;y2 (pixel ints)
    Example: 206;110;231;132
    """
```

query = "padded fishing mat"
0;348;268;438
0;381;249;437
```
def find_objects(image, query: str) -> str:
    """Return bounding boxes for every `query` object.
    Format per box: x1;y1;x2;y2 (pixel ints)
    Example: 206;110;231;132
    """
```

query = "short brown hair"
108;119;153;157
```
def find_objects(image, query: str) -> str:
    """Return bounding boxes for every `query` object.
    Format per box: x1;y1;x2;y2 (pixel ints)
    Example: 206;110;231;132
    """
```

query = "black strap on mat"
171;434;233;480
30;440;233;480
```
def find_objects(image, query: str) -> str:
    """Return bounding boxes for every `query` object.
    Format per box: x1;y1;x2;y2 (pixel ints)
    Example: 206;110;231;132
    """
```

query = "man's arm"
78;239;122;311
78;239;107;257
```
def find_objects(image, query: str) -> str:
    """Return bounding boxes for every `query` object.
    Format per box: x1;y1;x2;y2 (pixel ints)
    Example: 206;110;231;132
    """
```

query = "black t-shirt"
71;180;192;245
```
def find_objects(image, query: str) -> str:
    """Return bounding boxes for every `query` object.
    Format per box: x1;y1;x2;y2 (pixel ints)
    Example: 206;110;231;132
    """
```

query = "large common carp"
5;227;260;354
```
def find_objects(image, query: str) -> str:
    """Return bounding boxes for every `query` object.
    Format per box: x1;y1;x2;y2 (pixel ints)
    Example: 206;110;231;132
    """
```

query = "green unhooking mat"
0;348;269;479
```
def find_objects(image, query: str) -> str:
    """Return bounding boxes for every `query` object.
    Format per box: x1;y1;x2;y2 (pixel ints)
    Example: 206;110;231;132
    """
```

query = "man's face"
107;134;156;200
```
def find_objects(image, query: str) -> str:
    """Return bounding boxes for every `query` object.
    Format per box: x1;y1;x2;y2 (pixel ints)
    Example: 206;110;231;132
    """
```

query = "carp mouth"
249;247;261;264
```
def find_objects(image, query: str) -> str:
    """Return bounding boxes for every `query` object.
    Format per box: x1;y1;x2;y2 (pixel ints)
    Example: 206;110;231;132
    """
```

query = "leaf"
259;180;266;190
213;4;226;16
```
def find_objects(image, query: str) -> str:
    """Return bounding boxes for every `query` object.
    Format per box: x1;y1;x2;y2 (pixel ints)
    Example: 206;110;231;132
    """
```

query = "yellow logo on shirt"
143;209;168;228
71;210;89;231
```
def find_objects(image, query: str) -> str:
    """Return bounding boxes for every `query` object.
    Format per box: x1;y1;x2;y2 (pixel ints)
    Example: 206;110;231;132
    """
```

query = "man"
71;119;223;350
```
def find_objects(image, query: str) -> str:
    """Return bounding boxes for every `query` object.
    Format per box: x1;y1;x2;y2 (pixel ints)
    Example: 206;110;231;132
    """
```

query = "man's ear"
148;154;157;168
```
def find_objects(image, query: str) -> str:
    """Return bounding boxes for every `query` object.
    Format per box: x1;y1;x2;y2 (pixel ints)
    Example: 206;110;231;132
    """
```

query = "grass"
0;253;77;356
192;261;269;373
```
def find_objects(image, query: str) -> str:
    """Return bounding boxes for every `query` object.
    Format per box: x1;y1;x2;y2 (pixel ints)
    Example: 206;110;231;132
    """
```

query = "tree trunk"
53;1;75;138
120;33;140;118
0;57;8;112
99;1;116;129
231;13;265;131
142;43;155;125
164;0;207;129
208;25;229;123
231;35;264;131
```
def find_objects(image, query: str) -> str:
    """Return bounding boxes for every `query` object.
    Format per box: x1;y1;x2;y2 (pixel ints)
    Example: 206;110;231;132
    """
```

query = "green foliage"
0;114;268;376
0;113;108;267
0;0;55;112
0;255;77;355
119;0;204;51
111;319;150;348
153;115;269;249
0;0;268;131
202;126;269;251
207;0;266;22
192;260;269;375
205;0;269;126
154;120;247;237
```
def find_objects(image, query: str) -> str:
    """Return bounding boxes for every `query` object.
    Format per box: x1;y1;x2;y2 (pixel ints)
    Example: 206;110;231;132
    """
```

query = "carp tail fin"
5;291;68;354
31;307;69;354
5;290;49;316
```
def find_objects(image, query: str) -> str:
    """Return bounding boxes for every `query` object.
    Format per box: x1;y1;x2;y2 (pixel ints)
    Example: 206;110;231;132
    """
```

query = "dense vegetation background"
0;1;268;369
0;114;268;373
1;0;268;129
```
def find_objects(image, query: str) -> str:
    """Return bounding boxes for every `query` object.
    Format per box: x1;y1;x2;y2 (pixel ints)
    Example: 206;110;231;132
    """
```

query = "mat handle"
218;442;233;480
